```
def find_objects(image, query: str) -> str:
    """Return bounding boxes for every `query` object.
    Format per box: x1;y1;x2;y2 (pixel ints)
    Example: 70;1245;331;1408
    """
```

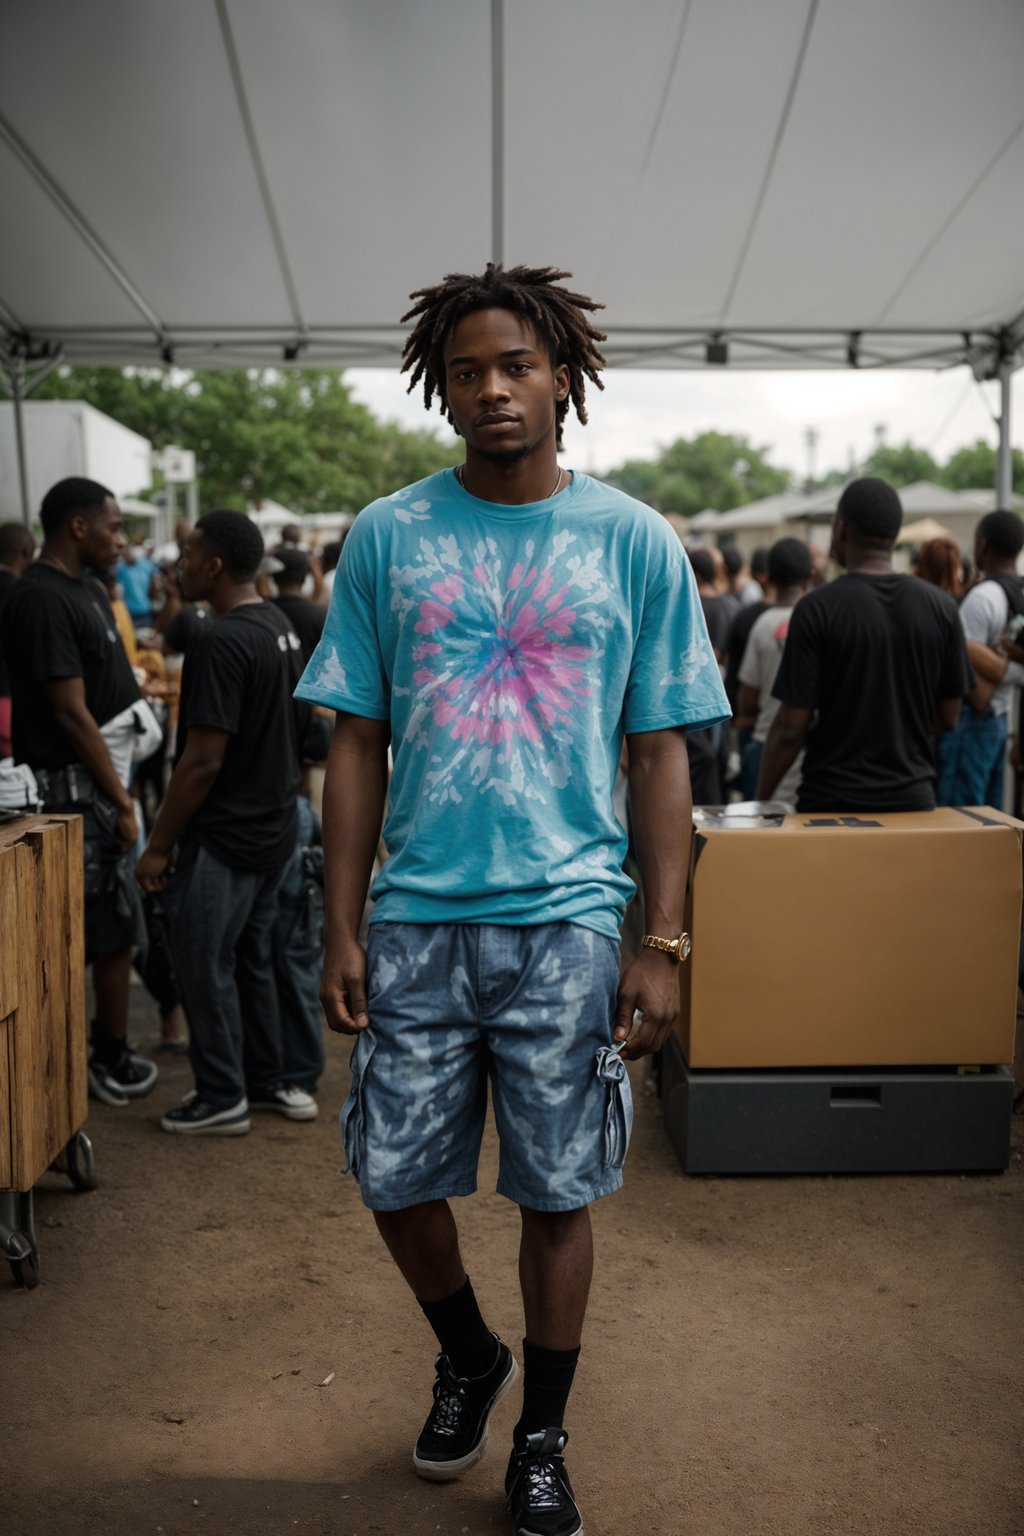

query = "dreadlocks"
400;264;607;450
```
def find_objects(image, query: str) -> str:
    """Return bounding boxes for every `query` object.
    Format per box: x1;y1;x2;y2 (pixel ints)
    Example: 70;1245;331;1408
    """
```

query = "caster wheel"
66;1131;98;1192
11;1246;40;1289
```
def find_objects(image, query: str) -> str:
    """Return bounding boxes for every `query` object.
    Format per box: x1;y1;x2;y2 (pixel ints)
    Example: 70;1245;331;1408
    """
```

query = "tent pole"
490;0;504;266
11;356;32;528
996;358;1013;507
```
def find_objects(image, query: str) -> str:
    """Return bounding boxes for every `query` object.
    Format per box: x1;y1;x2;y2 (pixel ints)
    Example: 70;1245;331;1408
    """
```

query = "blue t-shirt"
296;469;729;937
117;555;158;617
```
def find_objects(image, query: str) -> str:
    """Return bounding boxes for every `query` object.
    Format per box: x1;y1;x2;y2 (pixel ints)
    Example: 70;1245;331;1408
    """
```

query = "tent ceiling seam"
0;109;167;344
718;0;820;325
215;0;306;338
639;0;694;179
874;111;1024;326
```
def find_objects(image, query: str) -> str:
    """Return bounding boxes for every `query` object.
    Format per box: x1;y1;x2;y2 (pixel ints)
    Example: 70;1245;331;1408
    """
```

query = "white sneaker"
249;1085;318;1121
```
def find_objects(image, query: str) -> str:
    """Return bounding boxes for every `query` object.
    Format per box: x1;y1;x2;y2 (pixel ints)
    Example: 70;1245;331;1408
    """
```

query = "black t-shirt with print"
270;593;326;667
163;601;212;655
175;601;308;871
1;562;140;769
772;571;973;813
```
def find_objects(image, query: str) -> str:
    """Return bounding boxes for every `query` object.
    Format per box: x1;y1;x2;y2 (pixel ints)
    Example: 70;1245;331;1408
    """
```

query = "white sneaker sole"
250;1100;319;1121
87;1074;129;1108
161;1114;252;1136
413;1353;520;1482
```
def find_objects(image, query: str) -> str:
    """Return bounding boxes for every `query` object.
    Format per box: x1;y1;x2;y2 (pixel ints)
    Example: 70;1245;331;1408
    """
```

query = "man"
736;538;813;802
135;511;317;1134
758;478;972;811
948;510;1024;809
116;538;160;630
1;479;157;1104
269;546;326;664
685;546;731;803
0;521;37;757
296;263;728;1536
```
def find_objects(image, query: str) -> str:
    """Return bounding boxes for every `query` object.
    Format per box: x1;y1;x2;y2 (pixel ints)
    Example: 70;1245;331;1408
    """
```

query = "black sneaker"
412;1334;518;1481
505;1429;583;1536
107;1047;159;1099
87;1059;130;1107
161;1093;251;1136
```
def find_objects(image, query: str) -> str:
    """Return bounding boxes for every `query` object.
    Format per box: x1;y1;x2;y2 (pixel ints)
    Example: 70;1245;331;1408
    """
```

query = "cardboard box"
675;806;1023;1068
661;1033;1013;1175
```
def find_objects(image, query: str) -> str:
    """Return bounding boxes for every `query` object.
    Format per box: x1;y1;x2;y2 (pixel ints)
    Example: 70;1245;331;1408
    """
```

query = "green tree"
860;440;939;488
33;366;460;515
940;438;1024;496
606;431;789;516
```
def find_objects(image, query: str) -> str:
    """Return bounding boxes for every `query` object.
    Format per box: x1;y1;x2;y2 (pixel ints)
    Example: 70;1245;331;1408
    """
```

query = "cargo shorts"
341;921;633;1213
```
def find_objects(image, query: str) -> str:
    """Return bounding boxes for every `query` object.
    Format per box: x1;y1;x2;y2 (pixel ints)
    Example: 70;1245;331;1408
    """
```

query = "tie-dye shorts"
340;921;633;1213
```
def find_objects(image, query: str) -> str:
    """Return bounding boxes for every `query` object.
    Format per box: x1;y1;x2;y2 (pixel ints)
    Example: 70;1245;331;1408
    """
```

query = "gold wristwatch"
640;930;691;963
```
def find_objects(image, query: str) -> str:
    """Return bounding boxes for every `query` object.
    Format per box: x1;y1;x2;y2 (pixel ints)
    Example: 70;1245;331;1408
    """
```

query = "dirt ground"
4;984;1024;1536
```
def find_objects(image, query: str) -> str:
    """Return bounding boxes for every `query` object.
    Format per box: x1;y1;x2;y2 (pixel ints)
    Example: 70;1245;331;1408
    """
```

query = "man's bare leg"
518;1205;593;1350
374;1199;466;1302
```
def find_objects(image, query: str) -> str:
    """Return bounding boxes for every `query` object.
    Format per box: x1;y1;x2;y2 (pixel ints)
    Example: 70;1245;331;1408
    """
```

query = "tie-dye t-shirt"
296;469;729;937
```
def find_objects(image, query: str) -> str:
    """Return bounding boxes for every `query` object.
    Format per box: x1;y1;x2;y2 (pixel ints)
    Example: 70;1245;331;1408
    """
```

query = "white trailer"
0;400;152;526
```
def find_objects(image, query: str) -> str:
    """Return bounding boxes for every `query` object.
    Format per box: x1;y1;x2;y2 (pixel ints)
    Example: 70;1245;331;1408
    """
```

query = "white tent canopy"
1;0;1022;518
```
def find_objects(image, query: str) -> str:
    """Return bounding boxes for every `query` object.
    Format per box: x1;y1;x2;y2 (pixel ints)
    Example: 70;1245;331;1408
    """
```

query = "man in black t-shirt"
1;479;157;1106
136;511;316;1136
759;478;972;812
269;547;326;665
0;521;36;757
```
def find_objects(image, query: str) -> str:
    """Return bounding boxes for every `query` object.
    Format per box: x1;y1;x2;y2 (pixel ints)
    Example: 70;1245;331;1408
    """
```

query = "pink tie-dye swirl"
411;556;593;756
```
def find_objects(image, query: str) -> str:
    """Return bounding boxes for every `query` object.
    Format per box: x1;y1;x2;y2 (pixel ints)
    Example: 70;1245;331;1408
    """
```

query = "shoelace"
427;1362;471;1437
520;1455;568;1511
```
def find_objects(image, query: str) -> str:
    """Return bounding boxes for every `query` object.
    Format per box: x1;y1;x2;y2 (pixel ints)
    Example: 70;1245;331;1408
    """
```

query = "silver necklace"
457;463;563;499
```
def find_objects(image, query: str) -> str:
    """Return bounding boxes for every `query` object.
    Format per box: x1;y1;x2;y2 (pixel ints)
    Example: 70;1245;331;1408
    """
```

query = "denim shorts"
341;922;632;1213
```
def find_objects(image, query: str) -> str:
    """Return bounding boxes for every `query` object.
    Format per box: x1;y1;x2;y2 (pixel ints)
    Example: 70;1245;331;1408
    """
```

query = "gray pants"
165;838;288;1108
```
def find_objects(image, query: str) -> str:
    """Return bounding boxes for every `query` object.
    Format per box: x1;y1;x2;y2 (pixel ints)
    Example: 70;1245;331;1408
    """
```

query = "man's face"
178;528;217;601
442;308;570;464
80;497;127;572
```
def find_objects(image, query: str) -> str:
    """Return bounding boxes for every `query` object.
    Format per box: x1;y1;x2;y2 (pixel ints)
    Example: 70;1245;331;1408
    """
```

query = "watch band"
641;931;691;962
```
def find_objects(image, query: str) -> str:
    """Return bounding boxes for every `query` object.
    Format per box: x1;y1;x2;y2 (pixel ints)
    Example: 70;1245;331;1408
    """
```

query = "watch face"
679;934;692;961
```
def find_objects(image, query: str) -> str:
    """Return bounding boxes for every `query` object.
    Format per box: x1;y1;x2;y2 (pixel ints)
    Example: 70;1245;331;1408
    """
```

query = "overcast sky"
348;365;1021;485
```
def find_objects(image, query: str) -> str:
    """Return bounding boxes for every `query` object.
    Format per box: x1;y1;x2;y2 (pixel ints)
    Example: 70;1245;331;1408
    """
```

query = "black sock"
417;1276;496;1379
90;1018;125;1067
513;1339;581;1450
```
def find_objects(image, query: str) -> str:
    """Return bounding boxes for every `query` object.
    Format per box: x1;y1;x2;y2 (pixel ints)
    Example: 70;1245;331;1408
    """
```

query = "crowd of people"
0;480;348;1130
684;483;1023;821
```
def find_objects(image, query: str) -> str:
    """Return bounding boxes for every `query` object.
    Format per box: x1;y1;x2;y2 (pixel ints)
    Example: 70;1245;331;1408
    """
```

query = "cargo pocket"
340;1028;376;1178
595;1042;633;1171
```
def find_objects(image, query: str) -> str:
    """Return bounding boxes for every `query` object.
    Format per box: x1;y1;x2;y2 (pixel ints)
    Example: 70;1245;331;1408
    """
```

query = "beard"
473;441;532;467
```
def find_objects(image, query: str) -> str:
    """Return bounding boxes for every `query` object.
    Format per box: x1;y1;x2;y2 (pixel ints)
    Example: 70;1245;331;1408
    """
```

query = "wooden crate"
0;815;86;1192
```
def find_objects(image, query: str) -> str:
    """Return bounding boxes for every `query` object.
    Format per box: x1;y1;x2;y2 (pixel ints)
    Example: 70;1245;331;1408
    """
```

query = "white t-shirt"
958;580;1024;718
738;603;803;803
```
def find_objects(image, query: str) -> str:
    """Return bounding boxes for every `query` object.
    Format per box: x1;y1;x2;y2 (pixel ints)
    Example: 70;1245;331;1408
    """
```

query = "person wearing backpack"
953;510;1024;809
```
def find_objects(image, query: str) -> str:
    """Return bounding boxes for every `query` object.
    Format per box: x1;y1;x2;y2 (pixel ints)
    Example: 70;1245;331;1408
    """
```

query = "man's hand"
998;631;1024;667
115;802;139;853
612;949;681;1061
321;939;371;1034
135;844;172;892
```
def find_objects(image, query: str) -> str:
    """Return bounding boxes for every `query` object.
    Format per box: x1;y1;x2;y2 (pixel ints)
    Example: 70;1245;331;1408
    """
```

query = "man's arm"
757;704;812;798
735;682;760;730
320;712;391;1035
134;726;229;891
46;677;138;851
616;726;691;1062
